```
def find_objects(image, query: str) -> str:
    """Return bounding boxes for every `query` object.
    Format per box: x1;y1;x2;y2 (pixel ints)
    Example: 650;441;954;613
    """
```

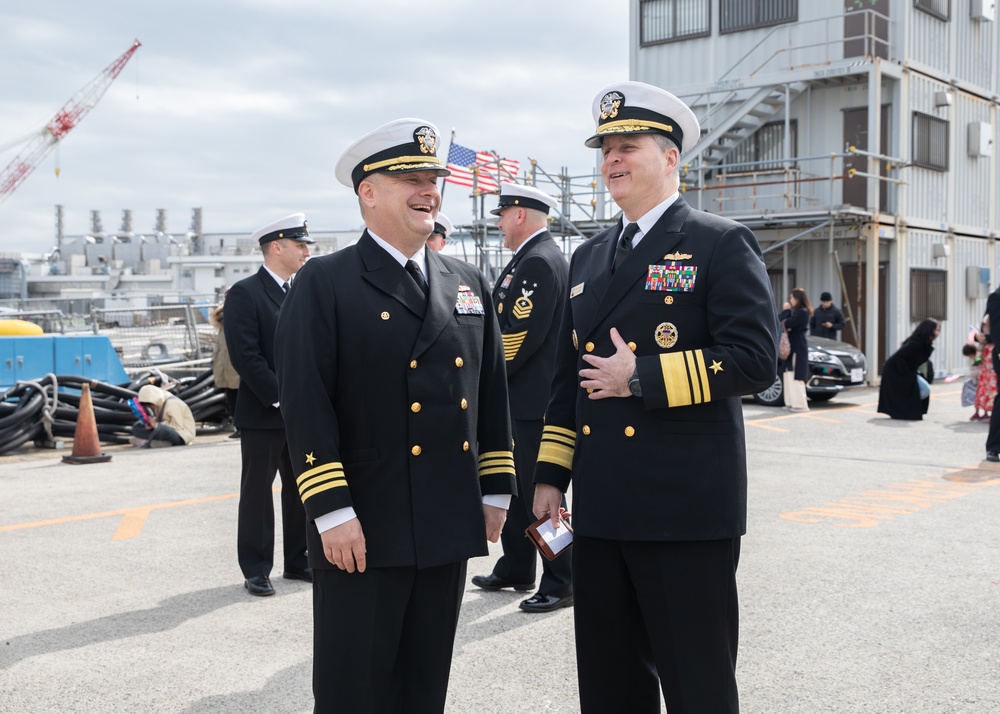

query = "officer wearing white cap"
427;211;452;252
471;182;573;613
275;118;515;712
224;213;313;597
533;81;778;711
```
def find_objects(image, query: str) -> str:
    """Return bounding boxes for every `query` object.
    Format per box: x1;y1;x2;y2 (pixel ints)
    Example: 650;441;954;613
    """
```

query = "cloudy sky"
0;1;631;254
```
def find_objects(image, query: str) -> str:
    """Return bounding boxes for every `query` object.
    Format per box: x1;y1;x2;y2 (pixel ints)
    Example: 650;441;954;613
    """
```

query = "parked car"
754;335;868;406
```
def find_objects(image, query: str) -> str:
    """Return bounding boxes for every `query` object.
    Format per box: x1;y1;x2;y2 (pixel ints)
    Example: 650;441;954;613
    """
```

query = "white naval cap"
251;213;315;246
335;118;451;194
489;182;558;216
432;212;454;238
585;81;701;155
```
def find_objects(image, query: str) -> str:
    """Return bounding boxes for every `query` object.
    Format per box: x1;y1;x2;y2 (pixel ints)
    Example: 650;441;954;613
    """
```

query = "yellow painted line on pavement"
0;487;281;540
779;472;1000;528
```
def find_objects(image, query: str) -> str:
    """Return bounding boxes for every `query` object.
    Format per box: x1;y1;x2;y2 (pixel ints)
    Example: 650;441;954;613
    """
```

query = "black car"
753;335;868;406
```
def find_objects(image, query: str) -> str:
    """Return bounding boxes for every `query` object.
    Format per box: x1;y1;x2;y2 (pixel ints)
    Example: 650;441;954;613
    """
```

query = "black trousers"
237;427;308;579
492;418;573;596
986;393;1000;452
312;562;467;714
573;535;741;714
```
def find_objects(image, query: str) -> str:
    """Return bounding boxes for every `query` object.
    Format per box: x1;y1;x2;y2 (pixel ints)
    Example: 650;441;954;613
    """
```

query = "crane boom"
0;39;142;206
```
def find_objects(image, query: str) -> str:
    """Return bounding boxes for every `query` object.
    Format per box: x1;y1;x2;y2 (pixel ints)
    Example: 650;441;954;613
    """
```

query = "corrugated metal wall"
907;4;951;73
952;91;993;232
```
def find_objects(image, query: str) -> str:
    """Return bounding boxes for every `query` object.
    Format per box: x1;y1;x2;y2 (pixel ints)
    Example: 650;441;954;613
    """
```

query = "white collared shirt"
621;191;680;249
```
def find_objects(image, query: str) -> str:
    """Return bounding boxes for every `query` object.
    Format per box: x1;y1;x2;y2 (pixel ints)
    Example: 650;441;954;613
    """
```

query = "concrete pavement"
1;382;997;712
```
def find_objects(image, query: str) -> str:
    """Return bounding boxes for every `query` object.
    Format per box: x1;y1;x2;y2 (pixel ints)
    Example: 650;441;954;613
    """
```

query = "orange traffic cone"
62;382;112;464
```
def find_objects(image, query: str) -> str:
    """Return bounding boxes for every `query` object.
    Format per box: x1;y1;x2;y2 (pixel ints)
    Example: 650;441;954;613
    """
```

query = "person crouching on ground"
130;384;196;447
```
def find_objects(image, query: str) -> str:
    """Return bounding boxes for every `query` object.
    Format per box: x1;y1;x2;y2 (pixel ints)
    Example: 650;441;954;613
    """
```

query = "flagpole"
440;128;455;204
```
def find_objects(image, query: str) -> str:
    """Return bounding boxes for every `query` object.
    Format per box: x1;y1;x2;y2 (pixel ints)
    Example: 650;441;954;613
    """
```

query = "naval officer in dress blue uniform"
471;183;573;612
533;82;778;712
274;118;516;713
225;213;313;597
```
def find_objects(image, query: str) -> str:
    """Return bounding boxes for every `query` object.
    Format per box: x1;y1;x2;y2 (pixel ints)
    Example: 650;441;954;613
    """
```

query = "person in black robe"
878;318;940;420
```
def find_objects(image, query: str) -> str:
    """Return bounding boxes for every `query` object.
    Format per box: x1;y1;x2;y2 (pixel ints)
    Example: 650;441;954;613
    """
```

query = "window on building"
721;120;797;173
721;0;797;34
914;0;950;21
640;0;710;45
910;269;947;321
912;112;948;171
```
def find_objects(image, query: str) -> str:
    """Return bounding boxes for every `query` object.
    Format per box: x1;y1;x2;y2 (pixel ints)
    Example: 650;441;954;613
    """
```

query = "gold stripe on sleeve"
537;425;576;470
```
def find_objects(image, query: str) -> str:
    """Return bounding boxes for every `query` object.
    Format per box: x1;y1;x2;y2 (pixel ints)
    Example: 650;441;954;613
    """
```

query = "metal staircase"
687;81;808;169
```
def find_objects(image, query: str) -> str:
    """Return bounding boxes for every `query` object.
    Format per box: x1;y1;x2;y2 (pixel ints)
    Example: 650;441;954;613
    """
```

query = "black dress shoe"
471;572;535;592
282;567;313;583
987;451;999;462
519;592;574;613
244;575;275;596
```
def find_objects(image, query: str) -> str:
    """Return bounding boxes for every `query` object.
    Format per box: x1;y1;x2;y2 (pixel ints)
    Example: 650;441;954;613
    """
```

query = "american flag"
445;143;520;193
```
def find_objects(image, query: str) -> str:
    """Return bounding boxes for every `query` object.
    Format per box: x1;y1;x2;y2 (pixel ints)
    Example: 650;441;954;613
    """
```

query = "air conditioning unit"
972;0;996;21
969;122;994;157
932;243;950;259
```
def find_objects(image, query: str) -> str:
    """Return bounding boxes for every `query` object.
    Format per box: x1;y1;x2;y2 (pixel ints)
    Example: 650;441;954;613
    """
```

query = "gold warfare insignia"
458;284;470;291
305;452;316;466
511;282;535;320
664;252;693;261
572;329;579;350
655;322;678;349
414;125;437;154
600;91;623;120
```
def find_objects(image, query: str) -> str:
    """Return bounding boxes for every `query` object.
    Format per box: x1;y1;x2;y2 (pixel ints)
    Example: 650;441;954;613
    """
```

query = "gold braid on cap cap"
597;119;674;136
363;155;444;173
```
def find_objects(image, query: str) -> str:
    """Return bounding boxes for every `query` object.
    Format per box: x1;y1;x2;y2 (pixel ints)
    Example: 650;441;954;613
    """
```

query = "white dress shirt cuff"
315;507;358;534
483;494;511;510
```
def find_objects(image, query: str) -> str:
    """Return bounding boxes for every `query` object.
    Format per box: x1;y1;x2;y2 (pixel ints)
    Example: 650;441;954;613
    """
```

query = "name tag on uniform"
456;290;485;315
646;264;697;292
570;282;585;299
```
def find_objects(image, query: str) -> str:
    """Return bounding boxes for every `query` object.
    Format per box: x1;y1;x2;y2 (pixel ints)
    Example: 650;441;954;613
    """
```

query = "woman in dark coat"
878;318;940;420
778;287;812;410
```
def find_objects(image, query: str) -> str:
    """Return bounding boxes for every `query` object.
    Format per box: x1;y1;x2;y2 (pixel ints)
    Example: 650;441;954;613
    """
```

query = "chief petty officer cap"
489;182;558;216
585;80;701;156
335;118;451;194
432;212;454;238
251;213;315;246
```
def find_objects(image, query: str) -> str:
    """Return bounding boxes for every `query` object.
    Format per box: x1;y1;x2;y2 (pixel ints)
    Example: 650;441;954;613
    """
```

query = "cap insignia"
600;91;623;120
414;126;437;155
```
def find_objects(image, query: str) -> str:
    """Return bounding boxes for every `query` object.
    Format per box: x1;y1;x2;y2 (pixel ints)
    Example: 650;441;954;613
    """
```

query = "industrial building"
627;0;1000;379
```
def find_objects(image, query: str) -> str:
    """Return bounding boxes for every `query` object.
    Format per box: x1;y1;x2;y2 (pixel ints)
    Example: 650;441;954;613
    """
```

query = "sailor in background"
427;211;452;252
224;213;313;597
532;81;778;712
274;118;515;713
471;182;573;612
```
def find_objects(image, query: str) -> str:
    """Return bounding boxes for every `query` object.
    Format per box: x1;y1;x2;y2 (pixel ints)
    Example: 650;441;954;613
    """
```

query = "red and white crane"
0;39;141;206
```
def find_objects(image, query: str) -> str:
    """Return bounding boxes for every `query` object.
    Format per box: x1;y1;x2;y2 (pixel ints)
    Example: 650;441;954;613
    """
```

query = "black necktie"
406;260;429;297
281;281;289;294
612;223;639;274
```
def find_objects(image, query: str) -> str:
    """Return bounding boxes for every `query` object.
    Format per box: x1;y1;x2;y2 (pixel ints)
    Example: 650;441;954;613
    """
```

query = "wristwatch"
627;368;642;398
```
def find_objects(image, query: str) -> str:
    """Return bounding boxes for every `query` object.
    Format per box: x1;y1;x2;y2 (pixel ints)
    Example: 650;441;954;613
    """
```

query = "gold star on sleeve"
710;360;723;374
305;452;316;466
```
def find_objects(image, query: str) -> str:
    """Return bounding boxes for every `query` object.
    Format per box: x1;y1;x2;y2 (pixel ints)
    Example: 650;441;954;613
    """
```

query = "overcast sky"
0;1;631;254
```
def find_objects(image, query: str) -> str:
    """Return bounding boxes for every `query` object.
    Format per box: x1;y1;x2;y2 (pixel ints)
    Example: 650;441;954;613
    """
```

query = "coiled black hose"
0;368;231;456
